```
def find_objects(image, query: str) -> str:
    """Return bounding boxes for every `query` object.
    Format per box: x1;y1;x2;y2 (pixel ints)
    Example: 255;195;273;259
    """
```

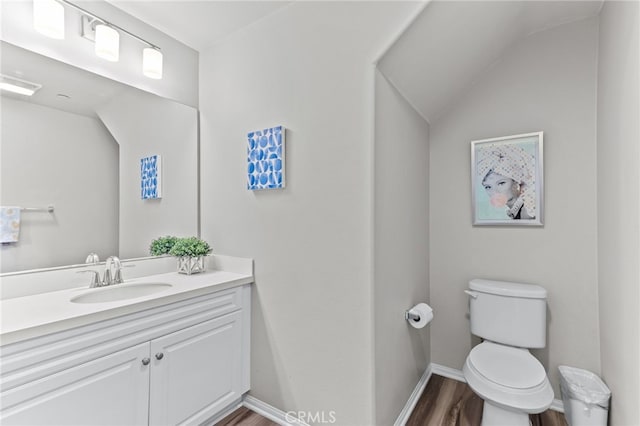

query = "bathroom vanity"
0;258;253;425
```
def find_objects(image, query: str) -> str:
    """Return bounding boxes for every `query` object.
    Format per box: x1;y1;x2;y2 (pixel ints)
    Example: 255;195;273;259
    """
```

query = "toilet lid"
469;342;547;389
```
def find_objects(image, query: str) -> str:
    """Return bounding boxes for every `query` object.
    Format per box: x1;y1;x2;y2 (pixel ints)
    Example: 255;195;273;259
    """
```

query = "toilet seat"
468;341;547;389
463;341;554;414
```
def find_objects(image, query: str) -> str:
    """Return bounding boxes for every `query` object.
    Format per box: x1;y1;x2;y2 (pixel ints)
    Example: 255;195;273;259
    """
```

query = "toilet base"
482;401;531;426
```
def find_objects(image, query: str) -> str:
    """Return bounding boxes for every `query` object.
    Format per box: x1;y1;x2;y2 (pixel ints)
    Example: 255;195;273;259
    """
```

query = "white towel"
1;206;21;243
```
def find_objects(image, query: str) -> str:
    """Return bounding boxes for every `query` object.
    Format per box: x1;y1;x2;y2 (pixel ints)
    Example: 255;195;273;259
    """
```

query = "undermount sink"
70;283;173;304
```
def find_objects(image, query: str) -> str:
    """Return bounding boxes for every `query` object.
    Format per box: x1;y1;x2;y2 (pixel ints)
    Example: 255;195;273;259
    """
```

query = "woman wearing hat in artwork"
476;143;536;220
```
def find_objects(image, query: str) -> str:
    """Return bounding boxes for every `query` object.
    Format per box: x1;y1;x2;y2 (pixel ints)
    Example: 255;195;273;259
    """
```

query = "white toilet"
463;279;554;425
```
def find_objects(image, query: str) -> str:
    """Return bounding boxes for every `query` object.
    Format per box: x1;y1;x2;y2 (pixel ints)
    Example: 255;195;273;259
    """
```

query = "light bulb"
33;0;65;39
95;24;119;62
143;48;163;79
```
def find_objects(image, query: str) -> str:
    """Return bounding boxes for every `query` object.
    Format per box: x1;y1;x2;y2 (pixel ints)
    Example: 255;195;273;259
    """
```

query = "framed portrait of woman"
471;132;543;226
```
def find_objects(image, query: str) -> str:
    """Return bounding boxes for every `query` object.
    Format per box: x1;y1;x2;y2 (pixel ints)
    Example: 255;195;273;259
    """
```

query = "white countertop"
0;269;253;346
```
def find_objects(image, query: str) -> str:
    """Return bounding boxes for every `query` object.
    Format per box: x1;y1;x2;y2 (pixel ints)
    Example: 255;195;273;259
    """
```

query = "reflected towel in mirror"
0;206;21;243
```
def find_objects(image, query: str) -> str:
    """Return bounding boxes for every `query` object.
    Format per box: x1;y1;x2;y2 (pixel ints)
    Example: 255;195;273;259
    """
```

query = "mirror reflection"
1;41;199;274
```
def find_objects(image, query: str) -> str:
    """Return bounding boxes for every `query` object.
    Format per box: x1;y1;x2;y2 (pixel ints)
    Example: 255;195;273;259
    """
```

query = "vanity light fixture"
33;0;65;39
94;23;119;62
142;47;163;79
32;0;163;79
0;74;42;97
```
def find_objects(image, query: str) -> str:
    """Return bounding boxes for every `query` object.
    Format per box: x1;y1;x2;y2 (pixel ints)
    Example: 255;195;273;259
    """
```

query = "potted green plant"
149;236;179;256
168;237;213;275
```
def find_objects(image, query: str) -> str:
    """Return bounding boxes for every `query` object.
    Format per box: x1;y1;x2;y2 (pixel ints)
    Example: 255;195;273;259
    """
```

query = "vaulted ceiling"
377;1;603;123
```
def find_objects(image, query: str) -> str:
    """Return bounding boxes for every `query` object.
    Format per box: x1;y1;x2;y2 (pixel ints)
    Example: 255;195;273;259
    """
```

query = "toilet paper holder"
405;303;433;329
404;310;421;321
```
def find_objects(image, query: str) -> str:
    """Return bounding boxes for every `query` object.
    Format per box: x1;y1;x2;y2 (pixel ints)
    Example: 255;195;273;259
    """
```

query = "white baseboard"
203;397;244;425
430;363;467;382
243;395;309;426
395;362;564;424
549;399;565;413
394;364;433;426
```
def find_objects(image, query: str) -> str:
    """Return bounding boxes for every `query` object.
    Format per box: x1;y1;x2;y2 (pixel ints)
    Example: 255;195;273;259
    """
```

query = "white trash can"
559;366;611;426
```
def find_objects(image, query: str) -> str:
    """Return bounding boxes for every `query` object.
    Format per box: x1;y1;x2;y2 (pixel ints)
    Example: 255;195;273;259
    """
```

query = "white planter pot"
176;256;205;275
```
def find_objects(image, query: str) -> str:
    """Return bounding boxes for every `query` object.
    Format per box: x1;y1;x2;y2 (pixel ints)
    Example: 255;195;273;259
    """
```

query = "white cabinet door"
149;311;243;426
0;343;150;426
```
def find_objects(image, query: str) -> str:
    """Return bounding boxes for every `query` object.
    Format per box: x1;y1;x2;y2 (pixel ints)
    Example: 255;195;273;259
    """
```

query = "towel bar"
21;205;54;213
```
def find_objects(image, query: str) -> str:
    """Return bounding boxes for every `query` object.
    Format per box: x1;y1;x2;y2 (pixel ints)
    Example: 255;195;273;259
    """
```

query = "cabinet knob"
141;358;150;366
155;352;164;360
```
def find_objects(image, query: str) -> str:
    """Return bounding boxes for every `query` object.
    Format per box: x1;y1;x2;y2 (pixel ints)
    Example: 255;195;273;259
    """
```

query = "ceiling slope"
378;1;603;123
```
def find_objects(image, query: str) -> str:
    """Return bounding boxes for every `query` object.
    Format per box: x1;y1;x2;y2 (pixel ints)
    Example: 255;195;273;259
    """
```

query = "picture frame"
471;132;543;226
247;125;285;190
141;154;162;199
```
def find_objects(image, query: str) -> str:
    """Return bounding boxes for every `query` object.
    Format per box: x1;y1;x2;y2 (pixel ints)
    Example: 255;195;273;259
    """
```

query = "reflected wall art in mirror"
0;42;199;274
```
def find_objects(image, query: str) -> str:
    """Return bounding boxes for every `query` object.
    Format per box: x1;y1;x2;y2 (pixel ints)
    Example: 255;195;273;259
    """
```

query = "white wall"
97;90;198;259
198;2;421;424
596;2;640;424
0;0;198;107
373;70;430;425
0;97;118;272
429;18;600;395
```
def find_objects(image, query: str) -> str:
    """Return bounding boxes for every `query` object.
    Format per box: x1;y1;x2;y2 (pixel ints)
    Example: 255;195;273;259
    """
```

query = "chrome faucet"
77;256;128;288
104;256;124;285
85;252;100;264
76;270;102;288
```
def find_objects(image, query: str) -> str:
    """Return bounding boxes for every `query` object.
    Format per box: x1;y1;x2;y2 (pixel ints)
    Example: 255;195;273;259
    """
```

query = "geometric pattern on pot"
141;154;162;199
247;126;285;190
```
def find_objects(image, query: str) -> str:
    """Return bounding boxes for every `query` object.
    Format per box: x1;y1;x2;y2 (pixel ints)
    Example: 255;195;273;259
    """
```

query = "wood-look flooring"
407;375;568;426
216;406;279;426
216;375;568;426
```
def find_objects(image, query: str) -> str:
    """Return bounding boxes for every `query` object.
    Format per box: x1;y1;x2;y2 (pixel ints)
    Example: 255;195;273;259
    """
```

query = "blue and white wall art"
247;126;285;190
141;154;162;199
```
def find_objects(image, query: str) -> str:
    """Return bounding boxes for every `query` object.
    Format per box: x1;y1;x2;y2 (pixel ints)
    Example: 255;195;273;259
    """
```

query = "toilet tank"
468;279;547;348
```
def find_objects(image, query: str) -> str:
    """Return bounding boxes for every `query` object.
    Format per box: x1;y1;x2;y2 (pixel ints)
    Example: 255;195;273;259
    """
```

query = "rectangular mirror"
1;41;199;273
